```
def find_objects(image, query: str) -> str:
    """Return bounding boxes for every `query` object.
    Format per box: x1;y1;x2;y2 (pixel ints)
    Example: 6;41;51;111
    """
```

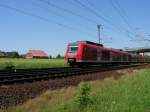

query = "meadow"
0;58;68;70
9;69;150;112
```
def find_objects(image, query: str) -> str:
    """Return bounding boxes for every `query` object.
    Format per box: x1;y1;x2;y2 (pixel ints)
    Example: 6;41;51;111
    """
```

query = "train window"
92;49;97;57
97;49;101;57
128;55;131;61
102;51;110;60
84;46;87;52
83;46;87;57
123;54;127;60
68;46;78;54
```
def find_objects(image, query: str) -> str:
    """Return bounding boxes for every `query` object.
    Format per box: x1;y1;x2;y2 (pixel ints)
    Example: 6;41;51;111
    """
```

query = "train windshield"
68;46;78;54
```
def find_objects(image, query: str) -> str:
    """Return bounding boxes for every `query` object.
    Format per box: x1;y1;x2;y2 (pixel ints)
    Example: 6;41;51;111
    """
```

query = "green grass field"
0;58;68;70
9;69;150;112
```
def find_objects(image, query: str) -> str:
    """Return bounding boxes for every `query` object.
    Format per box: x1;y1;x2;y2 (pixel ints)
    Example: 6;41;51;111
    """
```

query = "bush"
56;54;61;59
5;62;15;70
56;54;65;59
49;56;52;59
75;82;92;107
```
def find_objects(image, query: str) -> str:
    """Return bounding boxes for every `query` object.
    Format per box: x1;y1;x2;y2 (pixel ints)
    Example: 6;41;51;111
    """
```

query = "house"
5;52;19;58
0;51;19;58
26;50;48;59
0;51;5;57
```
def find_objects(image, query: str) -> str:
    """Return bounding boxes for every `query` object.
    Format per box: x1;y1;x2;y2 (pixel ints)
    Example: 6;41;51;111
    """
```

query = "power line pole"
97;24;102;44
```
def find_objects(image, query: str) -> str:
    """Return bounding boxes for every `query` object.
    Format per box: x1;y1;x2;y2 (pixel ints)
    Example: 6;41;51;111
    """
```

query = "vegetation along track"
0;64;148;85
0;64;149;109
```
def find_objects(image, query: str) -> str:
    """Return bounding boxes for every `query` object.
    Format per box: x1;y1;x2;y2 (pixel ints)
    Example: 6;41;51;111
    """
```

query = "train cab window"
68;46;78;54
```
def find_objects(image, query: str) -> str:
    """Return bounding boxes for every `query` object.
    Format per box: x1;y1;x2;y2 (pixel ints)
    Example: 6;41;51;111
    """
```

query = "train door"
101;50;110;62
110;51;112;62
97;48;101;61
91;48;97;61
83;45;87;61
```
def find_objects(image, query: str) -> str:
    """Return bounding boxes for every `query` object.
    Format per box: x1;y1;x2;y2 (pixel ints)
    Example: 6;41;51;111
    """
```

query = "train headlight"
68;58;74;62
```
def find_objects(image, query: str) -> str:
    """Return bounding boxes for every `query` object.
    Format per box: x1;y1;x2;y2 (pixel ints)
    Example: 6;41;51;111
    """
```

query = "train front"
65;42;82;66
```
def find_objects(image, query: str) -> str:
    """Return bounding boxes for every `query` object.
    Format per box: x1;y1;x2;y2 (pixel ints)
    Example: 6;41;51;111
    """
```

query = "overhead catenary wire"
74;0;118;28
145;39;150;42
74;0;130;32
65;0;132;39
114;0;134;29
38;0;135;40
130;33;150;43
86;0;113;23
84;0;123;36
30;0;94;30
40;0;116;30
38;0;98;24
66;0;115;32
109;0;135;33
115;0;139;38
85;0;123;31
30;0;70;21
74;0;135;39
0;3;93;36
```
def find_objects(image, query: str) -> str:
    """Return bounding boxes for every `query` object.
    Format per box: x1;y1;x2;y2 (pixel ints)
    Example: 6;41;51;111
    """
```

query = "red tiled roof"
27;50;48;57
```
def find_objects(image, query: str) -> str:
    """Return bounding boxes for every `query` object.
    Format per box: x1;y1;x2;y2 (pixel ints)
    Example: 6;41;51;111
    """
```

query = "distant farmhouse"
0;51;19;58
26;50;48;59
0;51;5;57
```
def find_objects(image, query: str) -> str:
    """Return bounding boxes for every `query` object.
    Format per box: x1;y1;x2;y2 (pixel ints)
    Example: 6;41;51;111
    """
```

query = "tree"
56;54;61;59
49;55;52;59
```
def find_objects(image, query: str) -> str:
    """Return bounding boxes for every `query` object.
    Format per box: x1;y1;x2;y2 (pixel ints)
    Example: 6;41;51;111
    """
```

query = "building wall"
26;53;48;59
26;53;33;59
32;56;48;59
0;51;19;58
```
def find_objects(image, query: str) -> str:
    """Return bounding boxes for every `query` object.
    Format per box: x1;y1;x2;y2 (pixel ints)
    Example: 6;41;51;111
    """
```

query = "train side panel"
66;41;148;66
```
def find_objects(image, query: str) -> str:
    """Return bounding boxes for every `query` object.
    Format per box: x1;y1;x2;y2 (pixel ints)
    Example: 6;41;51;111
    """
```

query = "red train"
65;41;147;66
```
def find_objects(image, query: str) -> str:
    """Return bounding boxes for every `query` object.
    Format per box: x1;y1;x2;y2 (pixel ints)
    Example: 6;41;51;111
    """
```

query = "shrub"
49;56;52;59
56;54;65;59
75;82;92;107
5;62;15;70
56;54;61;59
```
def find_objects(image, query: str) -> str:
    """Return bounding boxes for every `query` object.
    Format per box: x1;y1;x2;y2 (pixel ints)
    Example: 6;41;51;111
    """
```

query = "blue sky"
0;0;150;56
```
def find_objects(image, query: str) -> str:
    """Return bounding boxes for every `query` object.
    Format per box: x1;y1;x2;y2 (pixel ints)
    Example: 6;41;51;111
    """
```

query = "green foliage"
0;58;67;70
49;56;52;59
56;54;65;59
56;54;61;59
6;69;150;112
75;82;92;107
0;52;19;58
4;62;15;70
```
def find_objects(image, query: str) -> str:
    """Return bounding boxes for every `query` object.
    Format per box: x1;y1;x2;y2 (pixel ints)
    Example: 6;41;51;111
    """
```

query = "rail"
0;64;147;85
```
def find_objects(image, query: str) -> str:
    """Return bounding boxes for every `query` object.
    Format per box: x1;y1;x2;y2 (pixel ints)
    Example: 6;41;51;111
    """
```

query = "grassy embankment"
0;58;67;70
9;69;150;112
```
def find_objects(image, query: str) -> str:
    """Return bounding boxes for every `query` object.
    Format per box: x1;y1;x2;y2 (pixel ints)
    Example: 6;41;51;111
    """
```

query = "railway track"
0;63;149;109
0;64;147;85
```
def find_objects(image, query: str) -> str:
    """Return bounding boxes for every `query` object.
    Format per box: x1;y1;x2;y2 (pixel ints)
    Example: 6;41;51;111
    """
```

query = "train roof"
78;41;103;47
68;41;103;47
68;41;132;54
